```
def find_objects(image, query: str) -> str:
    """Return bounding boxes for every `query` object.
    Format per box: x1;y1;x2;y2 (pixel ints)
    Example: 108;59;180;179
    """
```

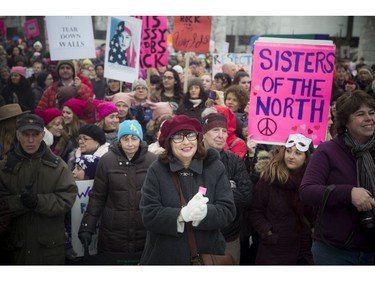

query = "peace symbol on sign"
257;118;277;136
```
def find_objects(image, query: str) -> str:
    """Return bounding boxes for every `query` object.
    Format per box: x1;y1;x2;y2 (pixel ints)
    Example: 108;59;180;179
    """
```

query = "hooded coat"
79;141;156;257
0;142;77;264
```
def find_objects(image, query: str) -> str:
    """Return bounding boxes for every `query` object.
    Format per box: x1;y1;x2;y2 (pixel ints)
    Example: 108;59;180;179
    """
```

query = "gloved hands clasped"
181;192;209;222
20;187;38;209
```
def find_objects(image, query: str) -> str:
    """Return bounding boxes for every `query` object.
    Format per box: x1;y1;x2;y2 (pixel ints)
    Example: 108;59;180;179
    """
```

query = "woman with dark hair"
233;71;251;93
249;133;315;265
176;77;208;122
32;70;54;108
300;90;375;265
159;68;184;105
139;115;236;264
1;66;35;112
214;72;232;91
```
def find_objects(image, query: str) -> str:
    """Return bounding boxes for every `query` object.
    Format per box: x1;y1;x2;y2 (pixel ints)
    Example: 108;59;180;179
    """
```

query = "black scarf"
344;132;375;194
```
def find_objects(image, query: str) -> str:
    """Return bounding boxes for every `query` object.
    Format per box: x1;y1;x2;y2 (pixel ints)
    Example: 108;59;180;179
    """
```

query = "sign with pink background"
248;39;336;146
134;16;168;69
24;18;40;39
0;20;6;39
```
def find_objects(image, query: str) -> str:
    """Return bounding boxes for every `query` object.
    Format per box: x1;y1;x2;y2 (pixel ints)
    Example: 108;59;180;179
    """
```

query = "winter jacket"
249;176;314;264
219;149;252;241
139;148;236;265
79;141;156;256
0;142;77;264
175;99;206;122
300;135;375;251
36;81;93;110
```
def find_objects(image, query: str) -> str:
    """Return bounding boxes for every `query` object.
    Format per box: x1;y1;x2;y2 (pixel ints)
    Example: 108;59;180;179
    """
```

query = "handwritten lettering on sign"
248;40;335;146
135;16;168;69
172;16;211;54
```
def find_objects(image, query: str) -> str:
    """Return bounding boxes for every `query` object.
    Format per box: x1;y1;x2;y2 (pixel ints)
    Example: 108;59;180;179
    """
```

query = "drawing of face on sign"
108;20;137;68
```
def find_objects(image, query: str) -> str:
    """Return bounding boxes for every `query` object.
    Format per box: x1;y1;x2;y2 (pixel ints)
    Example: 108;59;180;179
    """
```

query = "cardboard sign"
172;16;211;54
24;18;40;39
104;16;142;83
248;38;336;146
71;180;99;257
134;16;168;69
45;16;96;61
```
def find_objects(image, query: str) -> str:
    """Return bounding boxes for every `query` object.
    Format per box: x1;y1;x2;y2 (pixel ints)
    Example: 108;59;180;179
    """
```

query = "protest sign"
172;16;211;54
248;37;336;146
135;16;168;69
0;20;6;39
104;16;142;83
212;53;253;78
45;16;96;61
24;18;40;39
71;180;98;257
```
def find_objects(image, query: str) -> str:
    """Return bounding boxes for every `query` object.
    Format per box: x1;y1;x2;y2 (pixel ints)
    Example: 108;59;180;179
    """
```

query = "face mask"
285;133;312;152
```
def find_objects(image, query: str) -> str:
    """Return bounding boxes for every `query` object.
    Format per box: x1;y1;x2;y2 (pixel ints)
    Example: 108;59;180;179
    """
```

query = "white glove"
181;192;209;222
190;204;208;221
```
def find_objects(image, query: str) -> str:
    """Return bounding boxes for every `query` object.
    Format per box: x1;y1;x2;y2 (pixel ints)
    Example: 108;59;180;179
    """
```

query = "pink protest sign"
248;39;336;146
135;16;168;69
24;18;40;39
0;20;6;39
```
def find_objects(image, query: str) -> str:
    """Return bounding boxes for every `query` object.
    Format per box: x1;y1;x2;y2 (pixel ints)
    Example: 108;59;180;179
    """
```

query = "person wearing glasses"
159;68;184;105
139;115;236;264
78;120;156;264
300;90;375;265
248;133;315;265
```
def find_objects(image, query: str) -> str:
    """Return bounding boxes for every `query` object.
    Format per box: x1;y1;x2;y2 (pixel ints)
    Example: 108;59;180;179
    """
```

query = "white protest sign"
71;180;99;257
104;16;142;83
45;16;96;61
212;53;253;78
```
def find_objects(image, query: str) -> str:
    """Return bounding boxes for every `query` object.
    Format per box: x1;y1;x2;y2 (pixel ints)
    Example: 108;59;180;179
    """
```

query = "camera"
208;90;216;99
359;210;375;229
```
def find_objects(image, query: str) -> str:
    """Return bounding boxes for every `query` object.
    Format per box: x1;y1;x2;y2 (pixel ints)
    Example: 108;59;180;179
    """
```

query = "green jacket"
0;142;77;264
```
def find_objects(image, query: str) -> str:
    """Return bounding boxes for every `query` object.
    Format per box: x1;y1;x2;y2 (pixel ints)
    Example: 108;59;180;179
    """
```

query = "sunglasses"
285;133;312;152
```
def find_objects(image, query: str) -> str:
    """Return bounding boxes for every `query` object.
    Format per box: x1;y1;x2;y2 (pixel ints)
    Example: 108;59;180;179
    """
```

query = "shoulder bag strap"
171;172;200;262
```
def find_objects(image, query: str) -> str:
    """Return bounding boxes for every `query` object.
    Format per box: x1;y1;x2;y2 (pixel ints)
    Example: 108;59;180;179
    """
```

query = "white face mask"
285;133;312;152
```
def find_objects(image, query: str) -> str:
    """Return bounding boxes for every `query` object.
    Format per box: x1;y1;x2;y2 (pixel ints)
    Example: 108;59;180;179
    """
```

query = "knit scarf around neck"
344;132;375;194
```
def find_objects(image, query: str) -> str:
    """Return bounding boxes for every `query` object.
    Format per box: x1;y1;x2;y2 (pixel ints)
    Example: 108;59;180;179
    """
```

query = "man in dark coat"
0;114;77;264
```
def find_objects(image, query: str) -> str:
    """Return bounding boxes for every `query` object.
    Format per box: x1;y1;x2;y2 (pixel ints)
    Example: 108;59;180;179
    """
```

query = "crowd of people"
1;32;375;266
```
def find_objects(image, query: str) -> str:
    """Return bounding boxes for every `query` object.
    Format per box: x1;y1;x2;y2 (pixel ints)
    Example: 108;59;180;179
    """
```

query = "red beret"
158;115;202;149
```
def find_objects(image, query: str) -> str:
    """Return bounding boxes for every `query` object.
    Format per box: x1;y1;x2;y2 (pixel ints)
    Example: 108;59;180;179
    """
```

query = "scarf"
344;132;375;194
189;99;202;108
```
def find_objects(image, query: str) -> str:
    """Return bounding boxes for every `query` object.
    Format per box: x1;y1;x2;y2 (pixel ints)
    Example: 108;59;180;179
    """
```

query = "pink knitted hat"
95;101;118;122
148;102;176;121
35;108;63;126
111;92;133;108
10;66;27;79
63;98;88;119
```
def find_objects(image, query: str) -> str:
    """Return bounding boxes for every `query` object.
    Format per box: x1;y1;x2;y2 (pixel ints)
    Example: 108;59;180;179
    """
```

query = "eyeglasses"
163;76;174;80
171;132;198;143
76;135;94;143
285;134;312;152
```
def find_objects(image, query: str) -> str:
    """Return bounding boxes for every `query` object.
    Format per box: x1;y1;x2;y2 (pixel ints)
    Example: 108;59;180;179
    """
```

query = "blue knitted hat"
118;120;143;141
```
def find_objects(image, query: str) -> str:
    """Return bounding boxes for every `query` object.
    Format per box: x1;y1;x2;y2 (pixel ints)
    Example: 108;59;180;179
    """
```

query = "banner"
135;16;168;69
172;16;211;54
212;53;253;78
104;16;142;83
24;18;40;39
248;38;335;146
71;180;98;257
45;16;96;61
